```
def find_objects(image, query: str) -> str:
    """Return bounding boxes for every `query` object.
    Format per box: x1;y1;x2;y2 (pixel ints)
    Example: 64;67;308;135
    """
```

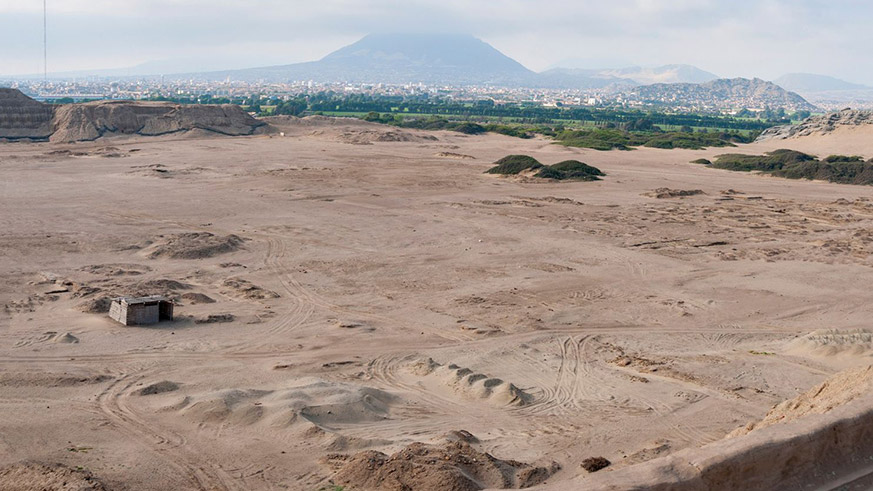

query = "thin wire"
43;0;47;81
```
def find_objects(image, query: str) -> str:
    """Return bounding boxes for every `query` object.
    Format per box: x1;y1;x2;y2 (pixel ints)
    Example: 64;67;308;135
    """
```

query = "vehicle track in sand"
97;371;242;491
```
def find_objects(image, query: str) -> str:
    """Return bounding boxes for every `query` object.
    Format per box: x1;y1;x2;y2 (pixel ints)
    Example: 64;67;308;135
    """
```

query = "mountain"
545;57;635;71
774;73;868;92
599;65;719;85
629;78;818;112
535;68;637;89
199;35;718;89
202;33;535;85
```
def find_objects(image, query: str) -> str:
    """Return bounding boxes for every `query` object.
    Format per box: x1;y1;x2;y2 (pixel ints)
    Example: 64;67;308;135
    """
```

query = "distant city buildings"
0;76;832;113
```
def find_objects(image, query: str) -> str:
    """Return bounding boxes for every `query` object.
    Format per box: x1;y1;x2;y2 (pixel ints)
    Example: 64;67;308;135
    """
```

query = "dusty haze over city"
1;0;872;84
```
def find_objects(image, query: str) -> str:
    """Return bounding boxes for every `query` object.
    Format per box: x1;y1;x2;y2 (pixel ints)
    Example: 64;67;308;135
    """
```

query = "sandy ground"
1;119;873;490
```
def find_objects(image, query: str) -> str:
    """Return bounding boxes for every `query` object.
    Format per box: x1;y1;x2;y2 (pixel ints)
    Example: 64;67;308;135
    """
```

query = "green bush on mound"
486;156;604;181
710;150;873;185
485;155;544;174
536;160;605;181
710;149;816;172
691;158;712;165
823;155;865;163
452;122;488;135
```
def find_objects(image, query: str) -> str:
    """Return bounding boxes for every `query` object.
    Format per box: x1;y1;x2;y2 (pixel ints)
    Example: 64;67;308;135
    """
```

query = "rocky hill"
0;88;54;140
757;108;873;141
629;78;818;113
0;89;265;142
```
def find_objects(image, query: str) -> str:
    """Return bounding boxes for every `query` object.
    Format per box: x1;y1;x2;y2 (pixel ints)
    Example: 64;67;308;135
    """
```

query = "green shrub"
533;166;567;179
485;155;543;174
545;160;605;180
710;149;816;172
823;155;865;163
451;122;487;135
710;150;873;185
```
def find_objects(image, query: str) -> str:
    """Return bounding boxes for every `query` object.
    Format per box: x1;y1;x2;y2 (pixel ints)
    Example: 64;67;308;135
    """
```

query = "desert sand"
2;116;873;490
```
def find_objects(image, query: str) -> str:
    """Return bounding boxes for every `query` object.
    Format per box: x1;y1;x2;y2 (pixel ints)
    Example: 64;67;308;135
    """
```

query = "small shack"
109;296;174;326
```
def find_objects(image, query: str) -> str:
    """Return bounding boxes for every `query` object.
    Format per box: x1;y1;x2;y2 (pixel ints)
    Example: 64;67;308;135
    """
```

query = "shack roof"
114;296;172;305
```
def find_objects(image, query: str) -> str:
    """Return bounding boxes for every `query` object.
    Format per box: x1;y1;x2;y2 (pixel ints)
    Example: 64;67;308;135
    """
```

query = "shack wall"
128;303;160;325
109;301;129;325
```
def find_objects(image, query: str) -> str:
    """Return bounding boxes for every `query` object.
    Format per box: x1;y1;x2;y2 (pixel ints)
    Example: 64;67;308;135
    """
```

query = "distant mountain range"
200;35;719;88
599;65;719;85
774;73;869;93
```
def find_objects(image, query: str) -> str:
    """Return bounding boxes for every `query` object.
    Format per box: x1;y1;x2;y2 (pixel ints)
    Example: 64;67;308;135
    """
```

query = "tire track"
97;372;241;491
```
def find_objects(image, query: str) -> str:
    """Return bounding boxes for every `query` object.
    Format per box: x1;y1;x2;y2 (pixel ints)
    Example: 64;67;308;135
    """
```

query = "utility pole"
43;0;47;81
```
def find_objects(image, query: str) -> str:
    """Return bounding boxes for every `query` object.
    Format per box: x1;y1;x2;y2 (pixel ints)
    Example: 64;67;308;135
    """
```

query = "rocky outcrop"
757;108;873;141
0;88;54;141
0;88;267;142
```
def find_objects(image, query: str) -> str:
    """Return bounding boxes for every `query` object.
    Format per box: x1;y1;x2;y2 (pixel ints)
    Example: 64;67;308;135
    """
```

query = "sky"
1;0;872;83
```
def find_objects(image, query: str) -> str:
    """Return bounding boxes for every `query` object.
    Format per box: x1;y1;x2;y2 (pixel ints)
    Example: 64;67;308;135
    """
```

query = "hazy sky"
1;0;872;82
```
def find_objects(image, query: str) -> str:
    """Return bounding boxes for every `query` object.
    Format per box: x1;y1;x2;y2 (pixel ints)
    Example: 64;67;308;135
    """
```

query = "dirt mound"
757;108;873;141
50;100;266;142
326;440;559;490
0;371;112;388
730;364;873;437
145;232;244;259
135;381;180;396
645;188;705;199
436;152;476;159
133;279;190;291
0;89;54;141
221;278;279;300
180;292;216;304
786;329;873;358
173;380;396;430
52;332;79;344
336;129;437;145
194;313;235;324
0;462;110;491
72;275;189;314
79;263;151;276
407;358;532;406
